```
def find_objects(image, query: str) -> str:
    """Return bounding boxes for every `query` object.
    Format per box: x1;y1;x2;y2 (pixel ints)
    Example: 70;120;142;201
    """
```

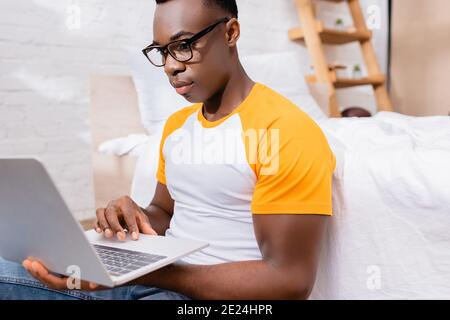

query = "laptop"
0;158;208;288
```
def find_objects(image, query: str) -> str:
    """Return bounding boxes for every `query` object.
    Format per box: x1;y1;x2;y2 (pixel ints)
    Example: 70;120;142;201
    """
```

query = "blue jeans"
0;257;191;300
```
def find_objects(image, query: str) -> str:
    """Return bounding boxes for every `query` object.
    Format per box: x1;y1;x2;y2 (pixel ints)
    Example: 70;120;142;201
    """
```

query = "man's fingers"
24;261;39;281
105;205;126;241
97;196;158;240
22;259;33;273
122;208;140;241
93;220;102;233
89;282;98;289
96;208;112;237
25;260;67;290
77;281;105;291
136;213;158;236
23;258;102;292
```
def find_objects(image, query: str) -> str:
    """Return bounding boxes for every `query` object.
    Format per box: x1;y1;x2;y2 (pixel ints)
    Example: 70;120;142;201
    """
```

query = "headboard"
89;75;145;209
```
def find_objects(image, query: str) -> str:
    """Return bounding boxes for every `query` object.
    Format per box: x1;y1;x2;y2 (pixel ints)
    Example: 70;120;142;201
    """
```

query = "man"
0;0;336;300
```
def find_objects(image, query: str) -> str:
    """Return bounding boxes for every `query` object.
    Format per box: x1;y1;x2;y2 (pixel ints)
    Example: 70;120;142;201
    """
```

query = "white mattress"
311;112;450;299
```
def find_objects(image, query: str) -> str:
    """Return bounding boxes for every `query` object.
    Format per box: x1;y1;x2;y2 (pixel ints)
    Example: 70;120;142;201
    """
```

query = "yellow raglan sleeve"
156;135;167;185
250;113;336;215
156;126;168;185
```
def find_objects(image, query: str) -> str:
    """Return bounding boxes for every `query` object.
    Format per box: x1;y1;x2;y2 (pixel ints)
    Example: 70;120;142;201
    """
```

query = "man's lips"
172;82;194;95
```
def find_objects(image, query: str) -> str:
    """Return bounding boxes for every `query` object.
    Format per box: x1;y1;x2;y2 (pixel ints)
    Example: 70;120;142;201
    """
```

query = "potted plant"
334;18;345;30
353;64;363;79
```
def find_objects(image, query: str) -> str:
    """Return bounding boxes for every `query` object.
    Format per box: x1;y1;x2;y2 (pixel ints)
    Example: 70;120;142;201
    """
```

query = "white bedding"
311;112;450;299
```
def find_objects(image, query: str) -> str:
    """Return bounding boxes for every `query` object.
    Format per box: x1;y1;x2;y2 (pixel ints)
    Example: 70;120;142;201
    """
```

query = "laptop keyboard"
93;244;167;277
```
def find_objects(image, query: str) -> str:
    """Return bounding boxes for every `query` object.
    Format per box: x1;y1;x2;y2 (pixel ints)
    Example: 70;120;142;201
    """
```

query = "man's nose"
164;54;186;76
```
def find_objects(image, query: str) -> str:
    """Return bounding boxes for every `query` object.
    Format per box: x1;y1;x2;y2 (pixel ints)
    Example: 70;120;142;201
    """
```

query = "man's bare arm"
140;182;174;236
131;214;328;300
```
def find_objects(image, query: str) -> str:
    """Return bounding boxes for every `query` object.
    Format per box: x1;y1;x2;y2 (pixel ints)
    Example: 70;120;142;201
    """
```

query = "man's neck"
202;62;255;122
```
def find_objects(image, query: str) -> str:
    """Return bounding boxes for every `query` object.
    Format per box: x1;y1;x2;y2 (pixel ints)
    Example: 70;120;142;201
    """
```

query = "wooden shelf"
306;74;385;88
289;24;371;44
334;76;385;88
290;0;393;116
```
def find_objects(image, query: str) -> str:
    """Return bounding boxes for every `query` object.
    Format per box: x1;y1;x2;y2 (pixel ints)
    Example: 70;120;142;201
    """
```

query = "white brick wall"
0;0;388;221
0;0;154;220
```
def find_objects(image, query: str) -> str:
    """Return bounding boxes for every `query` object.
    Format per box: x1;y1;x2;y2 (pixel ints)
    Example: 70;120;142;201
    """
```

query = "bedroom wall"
0;0;153;221
0;0;389;221
390;0;450;116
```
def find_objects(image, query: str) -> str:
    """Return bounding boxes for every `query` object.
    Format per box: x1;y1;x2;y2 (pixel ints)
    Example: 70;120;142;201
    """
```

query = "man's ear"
225;18;240;47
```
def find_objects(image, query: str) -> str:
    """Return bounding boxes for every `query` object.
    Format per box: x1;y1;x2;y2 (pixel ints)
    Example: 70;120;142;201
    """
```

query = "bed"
312;112;450;299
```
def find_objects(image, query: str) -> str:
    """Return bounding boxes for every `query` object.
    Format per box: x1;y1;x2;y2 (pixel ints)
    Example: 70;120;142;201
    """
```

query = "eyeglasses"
142;17;230;67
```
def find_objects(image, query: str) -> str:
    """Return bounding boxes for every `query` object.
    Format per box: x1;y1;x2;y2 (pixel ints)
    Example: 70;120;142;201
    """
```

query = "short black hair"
155;0;238;18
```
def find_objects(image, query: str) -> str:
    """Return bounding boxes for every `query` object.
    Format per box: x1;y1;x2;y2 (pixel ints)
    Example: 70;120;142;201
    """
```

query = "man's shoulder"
242;83;319;130
167;104;200;123
163;104;200;133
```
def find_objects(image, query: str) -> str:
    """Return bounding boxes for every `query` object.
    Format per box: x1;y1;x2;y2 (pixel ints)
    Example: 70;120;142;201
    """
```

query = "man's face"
152;0;232;103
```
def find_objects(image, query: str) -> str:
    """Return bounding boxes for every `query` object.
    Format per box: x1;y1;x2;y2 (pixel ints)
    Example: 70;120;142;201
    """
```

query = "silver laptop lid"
0;158;113;287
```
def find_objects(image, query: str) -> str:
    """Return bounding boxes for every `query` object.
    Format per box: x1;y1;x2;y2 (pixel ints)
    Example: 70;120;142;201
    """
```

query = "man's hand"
94;196;157;241
22;258;104;291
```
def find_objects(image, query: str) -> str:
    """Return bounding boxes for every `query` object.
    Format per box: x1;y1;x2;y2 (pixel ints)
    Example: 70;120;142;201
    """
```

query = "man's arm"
140;182;174;236
132;214;328;300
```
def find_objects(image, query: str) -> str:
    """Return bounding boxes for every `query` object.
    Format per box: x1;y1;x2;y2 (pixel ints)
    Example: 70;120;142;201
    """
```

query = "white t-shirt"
158;83;336;265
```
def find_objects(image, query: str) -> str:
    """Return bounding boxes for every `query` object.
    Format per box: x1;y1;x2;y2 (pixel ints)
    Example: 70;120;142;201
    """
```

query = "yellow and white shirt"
157;83;336;264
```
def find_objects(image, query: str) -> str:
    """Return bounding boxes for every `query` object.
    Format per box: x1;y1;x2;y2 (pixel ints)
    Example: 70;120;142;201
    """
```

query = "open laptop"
0;158;208;288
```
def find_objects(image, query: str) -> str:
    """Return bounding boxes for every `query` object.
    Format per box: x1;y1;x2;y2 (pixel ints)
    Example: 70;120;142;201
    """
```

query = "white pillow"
289;94;328;122
127;49;189;133
130;132;163;208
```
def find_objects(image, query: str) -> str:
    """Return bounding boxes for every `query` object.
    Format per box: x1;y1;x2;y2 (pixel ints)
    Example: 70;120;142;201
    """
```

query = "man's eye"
178;42;190;50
